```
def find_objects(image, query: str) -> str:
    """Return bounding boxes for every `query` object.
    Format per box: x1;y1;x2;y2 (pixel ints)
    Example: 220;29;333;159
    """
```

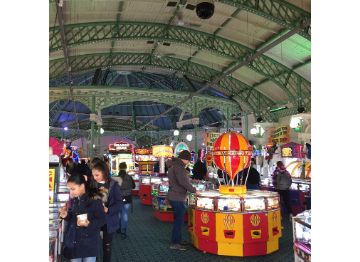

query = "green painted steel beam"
181;75;197;93
167;0;184;26
49;0;311;41
105;72;119;86
125;74;130;87
188;48;201;62
215;0;311;41
214;8;241;36
48;21;310;101
49;52;276;112
49;85;242;120
131;102;136;129
255;28;289;51
292;59;311;71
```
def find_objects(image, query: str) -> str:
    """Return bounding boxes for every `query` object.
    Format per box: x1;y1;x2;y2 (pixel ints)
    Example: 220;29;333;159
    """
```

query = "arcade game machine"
151;180;189;222
260;142;311;216
108;141;135;175
108;141;138;194
134;148;159;175
293;210;311;262
189;133;282;257
49;138;70;206
281;142;310;215
140;175;168;205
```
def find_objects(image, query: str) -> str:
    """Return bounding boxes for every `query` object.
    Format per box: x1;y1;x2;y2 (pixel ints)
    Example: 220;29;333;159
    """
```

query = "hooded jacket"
97;178;123;233
166;158;196;201
63;193;107;260
112;170;135;204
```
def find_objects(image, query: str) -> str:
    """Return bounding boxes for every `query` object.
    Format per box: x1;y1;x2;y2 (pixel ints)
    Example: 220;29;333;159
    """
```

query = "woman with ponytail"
92;160;122;262
60;174;106;262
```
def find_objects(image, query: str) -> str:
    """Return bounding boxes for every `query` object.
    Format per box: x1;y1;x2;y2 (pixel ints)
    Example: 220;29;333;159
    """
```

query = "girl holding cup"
60;174;106;262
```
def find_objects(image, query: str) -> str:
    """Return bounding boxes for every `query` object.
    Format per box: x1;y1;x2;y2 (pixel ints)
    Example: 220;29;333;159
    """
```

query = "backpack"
119;175;133;197
276;171;291;190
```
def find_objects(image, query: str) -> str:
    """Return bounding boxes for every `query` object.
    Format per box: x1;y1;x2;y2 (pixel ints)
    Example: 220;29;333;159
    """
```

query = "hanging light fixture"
100;128;104;134
250;128;258;135
186;134;193;141
174;130;179;136
63;126;68;131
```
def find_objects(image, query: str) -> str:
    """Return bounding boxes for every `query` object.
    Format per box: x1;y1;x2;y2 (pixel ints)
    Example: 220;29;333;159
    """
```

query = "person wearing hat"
166;150;200;251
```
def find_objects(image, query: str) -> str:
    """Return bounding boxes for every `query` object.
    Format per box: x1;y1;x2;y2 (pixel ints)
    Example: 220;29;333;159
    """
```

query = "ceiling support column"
90;95;96;161
98;125;101;158
194;102;198;157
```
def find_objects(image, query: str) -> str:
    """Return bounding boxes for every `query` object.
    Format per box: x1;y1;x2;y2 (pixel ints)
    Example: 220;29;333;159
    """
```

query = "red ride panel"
198;238;217;254
195;210;216;241
243;213;268;243
243;242;267;256
140;185;152;204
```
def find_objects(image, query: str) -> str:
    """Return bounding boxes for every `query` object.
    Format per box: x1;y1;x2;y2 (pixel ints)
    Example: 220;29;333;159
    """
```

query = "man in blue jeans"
166;150;200;250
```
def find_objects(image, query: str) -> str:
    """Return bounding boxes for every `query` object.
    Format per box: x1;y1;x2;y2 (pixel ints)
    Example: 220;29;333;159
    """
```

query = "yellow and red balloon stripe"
213;133;251;180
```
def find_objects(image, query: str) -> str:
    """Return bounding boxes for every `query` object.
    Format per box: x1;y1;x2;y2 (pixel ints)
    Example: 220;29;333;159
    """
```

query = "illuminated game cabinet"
189;189;282;257
139;175;168;205
151;180;217;221
135;148;159;174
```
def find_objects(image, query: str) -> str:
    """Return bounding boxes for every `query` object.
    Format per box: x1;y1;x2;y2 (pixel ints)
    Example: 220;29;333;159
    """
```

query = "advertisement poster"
203;132;222;148
268;125;290;144
49;169;55;203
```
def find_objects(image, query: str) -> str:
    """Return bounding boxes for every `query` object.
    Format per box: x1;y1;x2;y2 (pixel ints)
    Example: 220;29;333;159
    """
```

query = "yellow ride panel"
219;185;246;194
215;213;244;243
218;242;243;257
267;210;282;241
267;239;279;254
191;234;199;249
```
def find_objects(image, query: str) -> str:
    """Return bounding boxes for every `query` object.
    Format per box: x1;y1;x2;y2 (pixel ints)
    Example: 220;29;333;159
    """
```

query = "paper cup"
77;214;87;223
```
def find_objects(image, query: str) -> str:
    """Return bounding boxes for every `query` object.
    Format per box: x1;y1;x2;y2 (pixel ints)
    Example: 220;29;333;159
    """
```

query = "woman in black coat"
60;174;106;262
192;158;208;180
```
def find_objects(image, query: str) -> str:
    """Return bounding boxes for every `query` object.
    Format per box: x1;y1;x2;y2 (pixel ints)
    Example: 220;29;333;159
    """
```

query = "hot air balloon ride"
212;132;253;194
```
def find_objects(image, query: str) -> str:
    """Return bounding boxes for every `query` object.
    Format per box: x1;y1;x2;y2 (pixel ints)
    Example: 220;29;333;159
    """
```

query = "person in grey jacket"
166;150;200;251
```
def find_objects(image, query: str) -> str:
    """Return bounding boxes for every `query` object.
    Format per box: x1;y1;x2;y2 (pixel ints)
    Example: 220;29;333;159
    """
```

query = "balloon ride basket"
219;185;246;194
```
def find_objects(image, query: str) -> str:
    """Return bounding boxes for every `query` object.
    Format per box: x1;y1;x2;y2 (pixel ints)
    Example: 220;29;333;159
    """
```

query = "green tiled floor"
63;196;294;262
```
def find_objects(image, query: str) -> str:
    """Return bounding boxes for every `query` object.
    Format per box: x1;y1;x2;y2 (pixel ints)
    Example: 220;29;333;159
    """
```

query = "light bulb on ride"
174;130;179;136
100;128;104;134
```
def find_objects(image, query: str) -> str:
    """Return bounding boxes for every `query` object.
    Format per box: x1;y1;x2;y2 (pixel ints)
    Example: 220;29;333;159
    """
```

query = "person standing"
60;174;107;262
113;162;136;239
85;157;101;180
78;159;90;175
66;158;80;176
192;158;208;180
242;159;261;189
92;161;123;262
272;161;294;221
166;150;200;250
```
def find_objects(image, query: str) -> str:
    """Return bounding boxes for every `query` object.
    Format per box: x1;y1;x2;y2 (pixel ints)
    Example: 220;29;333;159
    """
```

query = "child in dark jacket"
60;174;106;262
92;160;123;262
